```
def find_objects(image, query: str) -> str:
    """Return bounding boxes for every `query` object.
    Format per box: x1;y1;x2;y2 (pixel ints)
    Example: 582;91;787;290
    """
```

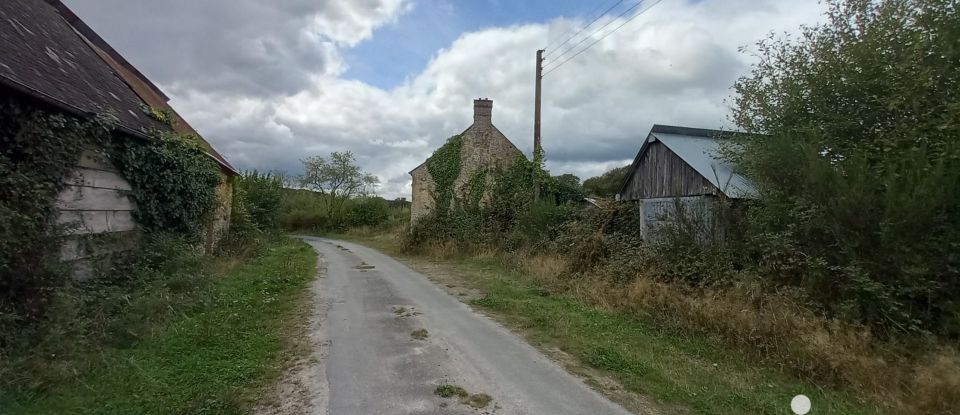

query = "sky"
63;0;826;199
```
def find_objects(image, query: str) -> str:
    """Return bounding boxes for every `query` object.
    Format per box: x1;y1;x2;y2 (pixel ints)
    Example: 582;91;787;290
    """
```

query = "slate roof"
618;124;757;199
0;0;164;133
46;1;237;174
0;0;237;174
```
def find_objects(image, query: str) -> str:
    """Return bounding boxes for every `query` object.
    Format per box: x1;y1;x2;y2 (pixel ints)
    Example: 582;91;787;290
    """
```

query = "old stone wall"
410;99;524;225
410;165;436;225
410;124;523;225
204;171;233;252
452;125;521;199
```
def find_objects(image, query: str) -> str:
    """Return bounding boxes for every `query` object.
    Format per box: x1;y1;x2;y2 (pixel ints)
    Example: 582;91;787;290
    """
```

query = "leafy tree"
582;165;629;197
549;173;584;204
732;0;960;335
236;170;283;231
299;151;379;218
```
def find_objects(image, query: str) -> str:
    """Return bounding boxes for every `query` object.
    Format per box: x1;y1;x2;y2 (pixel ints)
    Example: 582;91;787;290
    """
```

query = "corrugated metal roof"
650;131;756;199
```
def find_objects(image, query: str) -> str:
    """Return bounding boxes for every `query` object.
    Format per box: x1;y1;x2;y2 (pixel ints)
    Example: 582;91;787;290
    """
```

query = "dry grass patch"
509;264;960;415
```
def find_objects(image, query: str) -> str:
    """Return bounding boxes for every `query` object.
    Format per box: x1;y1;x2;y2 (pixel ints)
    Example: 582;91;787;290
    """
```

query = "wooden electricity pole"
533;49;544;157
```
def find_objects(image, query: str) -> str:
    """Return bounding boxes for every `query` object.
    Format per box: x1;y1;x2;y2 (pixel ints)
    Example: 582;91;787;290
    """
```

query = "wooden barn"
0;0;237;277
616;125;755;239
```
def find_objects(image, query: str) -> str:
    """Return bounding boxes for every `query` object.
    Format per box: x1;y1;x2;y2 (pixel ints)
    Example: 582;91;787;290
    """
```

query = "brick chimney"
473;98;492;129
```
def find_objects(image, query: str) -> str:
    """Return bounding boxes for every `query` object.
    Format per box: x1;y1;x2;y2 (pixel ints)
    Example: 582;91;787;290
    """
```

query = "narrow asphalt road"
299;236;635;415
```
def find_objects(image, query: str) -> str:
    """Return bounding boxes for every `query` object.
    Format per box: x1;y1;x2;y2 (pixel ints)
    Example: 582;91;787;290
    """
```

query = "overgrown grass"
464;258;877;415
0;237;316;414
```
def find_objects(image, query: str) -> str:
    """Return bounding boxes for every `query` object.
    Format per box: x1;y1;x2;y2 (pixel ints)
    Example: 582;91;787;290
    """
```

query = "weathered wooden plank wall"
57;149;136;234
638;196;716;241
56;149;138;276
620;141;715;200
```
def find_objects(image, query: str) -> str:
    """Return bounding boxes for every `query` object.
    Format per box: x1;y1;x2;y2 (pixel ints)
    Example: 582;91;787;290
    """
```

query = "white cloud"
70;0;826;199
310;0;412;47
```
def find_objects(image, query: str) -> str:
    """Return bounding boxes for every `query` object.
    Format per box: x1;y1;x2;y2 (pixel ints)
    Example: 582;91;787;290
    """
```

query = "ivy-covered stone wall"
411;124;523;224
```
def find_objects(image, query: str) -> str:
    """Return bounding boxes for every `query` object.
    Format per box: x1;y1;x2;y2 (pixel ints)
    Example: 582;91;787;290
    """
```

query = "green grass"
435;384;468;398
458;258;880;414
0;238;317;415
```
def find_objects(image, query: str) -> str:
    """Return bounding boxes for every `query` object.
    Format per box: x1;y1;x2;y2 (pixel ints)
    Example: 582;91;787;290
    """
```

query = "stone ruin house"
409;99;523;224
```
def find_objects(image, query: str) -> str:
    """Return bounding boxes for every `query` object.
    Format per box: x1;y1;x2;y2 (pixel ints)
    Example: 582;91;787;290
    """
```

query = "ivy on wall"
426;134;463;214
0;98;221;330
422;133;555;219
0;98;115;320
409;144;571;249
112;130;221;241
465;169;488;211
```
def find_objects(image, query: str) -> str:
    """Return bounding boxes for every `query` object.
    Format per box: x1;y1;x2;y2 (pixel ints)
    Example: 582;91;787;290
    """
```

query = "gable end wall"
410;124;523;225
620;141;716;200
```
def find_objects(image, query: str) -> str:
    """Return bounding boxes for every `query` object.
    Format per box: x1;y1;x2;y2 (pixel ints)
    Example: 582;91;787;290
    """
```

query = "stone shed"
409;99;523;224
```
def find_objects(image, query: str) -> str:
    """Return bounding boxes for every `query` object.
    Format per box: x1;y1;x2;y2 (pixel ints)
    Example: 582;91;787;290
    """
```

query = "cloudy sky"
64;0;825;198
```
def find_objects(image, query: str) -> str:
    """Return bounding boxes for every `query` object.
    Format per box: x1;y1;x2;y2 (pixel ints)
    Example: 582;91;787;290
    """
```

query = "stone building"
409;99;523;224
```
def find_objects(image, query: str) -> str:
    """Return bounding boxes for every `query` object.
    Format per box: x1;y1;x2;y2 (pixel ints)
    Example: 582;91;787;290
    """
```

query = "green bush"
277;187;406;232
731;0;960;336
236;171;283;231
639;197;747;285
582;165;629;197
345;197;390;228
738;136;960;334
0;231;203;365
217;179;267;257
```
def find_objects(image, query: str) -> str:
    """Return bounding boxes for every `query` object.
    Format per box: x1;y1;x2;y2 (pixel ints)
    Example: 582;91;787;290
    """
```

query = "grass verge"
0;237;317;414
337;233;881;415
463;258;875;414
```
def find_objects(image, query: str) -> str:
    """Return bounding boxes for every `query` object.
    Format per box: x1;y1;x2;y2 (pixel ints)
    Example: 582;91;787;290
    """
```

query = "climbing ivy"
0;98;116;323
0;98;221;335
140;103;175;127
426;134;463;214
410;139;574;250
465;169;488;211
111;129;221;241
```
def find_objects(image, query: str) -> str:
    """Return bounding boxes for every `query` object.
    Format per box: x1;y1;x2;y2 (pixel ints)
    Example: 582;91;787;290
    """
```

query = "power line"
543;0;626;57
543;0;664;77
541;0;640;69
543;0;616;50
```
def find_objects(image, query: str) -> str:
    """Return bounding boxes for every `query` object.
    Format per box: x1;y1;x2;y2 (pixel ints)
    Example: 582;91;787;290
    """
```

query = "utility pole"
533;49;544;158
